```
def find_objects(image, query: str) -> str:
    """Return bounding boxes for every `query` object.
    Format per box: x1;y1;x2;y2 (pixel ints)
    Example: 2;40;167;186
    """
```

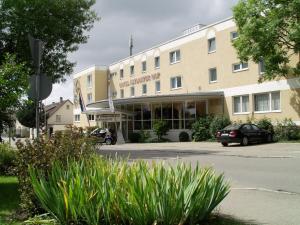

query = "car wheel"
241;136;249;146
105;138;112;145
221;142;228;147
267;134;273;143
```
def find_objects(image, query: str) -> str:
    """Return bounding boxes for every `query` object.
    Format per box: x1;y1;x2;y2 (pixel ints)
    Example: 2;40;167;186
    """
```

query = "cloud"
45;0;238;105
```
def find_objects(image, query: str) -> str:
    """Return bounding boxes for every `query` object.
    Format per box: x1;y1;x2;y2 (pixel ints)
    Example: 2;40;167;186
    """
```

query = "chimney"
60;97;63;102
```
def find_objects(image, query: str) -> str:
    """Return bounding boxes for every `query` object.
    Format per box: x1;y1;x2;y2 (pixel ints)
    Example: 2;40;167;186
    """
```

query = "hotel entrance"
87;92;224;142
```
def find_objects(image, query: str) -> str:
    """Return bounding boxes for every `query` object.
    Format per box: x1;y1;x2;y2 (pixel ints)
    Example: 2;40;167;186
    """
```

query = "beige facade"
73;17;300;141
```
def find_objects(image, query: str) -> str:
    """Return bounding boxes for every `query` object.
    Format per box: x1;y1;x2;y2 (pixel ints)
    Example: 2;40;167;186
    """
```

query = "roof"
87;91;224;109
45;99;73;118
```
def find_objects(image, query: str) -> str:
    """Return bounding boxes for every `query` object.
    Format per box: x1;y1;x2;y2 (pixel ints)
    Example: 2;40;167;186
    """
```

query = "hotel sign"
119;72;160;88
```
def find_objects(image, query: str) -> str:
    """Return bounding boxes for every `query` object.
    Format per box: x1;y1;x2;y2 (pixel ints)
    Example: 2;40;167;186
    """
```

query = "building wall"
73;66;108;128
48;101;74;126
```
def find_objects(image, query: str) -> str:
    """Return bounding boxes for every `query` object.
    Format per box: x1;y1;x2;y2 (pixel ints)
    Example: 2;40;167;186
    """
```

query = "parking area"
100;142;300;225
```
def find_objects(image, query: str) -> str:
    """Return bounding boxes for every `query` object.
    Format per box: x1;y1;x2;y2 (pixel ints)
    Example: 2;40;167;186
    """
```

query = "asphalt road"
100;142;300;225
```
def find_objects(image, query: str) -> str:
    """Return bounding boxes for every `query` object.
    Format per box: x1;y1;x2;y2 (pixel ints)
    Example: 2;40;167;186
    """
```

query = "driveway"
100;142;300;225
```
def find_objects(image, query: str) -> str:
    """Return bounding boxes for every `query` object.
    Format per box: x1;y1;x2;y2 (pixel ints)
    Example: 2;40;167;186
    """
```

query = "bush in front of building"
128;132;141;143
209;116;231;139
191;116;213;141
255;117;274;134
15;126;95;216
179;131;190;142
275;118;300;141
29;156;230;225
0;143;17;176
153;120;170;141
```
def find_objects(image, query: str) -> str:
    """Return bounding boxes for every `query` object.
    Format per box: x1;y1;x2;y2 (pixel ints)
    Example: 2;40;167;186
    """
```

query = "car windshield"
223;124;241;130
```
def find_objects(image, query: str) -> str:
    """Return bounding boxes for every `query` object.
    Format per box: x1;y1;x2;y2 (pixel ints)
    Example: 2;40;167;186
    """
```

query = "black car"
216;123;273;146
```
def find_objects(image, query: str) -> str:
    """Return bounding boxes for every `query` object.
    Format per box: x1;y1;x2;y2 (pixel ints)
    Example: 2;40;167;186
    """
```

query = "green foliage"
138;130;151;143
191;116;213;141
275;118;300;140
0;144;17;176
179;131;190;142
153;120;170;141
15;127;95;216
233;0;300;80
128;132;141;143
209;116;231;138
256;117;274;133
17;100;46;128
29;157;230;225
0;0;99;83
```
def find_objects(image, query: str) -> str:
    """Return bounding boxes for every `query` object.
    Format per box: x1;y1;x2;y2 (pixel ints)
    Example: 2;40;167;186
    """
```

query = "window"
87;74;92;88
142;84;147;95
120;69;124;79
155;56;160;69
169;50;181;64
155;80;161;93
130;86;135;97
88;114;95;121
56;115;61;122
233;62;248;72
74;114;80;122
171;76;182;89
231;31;238;40
66;105;70;110
208;38;216;53
254;91;280;112
130;65;134;75
120;89;124;98
209;68;217;83
87;93;92;103
142;61;146;72
233;95;249;114
259;59;265;74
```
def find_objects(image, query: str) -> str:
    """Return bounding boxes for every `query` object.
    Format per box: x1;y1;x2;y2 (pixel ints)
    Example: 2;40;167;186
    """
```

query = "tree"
0;0;99;82
153;120;170;141
0;54;29;134
233;0;300;80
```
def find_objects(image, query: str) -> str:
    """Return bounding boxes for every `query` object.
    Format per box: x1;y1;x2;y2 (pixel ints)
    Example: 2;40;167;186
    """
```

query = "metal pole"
36;63;40;139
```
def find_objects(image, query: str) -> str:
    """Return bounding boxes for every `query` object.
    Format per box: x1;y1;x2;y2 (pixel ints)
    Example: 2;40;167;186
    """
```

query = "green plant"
275;118;300;141
209;116;231;138
153;120;170;141
192;116;213;141
29;157;230;225
256;117;274;134
139;130;151;143
128;132;141;143
15;126;95;216
0;143;17;176
179;131;190;142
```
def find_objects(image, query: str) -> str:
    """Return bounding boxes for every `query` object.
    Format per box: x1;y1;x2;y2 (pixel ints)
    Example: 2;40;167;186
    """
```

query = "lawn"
0;176;21;225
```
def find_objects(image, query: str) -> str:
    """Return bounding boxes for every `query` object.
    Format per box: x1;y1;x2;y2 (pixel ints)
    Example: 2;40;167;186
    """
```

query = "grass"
0;176;21;225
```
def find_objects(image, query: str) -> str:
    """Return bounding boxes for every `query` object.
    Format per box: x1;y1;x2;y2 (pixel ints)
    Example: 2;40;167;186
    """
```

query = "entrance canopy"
87;91;224;110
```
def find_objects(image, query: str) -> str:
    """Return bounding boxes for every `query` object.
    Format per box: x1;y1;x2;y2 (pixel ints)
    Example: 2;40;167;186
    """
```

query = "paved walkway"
100;142;300;225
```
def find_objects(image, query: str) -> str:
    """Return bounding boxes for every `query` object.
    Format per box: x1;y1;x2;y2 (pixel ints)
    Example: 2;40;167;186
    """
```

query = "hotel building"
73;17;300;141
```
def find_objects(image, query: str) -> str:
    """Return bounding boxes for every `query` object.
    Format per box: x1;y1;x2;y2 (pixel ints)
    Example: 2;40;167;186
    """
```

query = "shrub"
275;118;300;141
30;157;230;225
128;132;141;143
256;117;274;133
179;131;190;142
0;143;17;176
139;130;151;143
209;116;231;138
153;120;170;141
191;116;213;141
15;126;95;216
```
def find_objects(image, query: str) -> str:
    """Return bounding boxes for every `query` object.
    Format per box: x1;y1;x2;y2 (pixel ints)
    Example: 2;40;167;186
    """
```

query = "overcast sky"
44;0;238;104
